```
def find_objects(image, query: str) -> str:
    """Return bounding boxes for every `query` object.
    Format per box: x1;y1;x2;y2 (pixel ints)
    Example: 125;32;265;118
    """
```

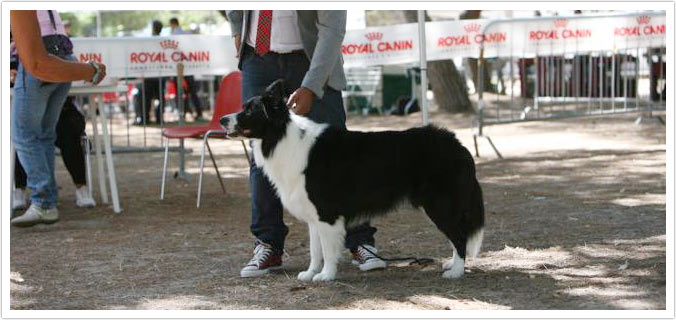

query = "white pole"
417;10;429;126
96;11;101;37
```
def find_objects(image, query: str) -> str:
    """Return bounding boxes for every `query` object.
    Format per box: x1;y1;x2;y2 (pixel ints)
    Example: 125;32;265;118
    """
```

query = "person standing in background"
10;10;106;227
169;17;188;35
134;20;165;125
170;17;203;121
13;16;96;211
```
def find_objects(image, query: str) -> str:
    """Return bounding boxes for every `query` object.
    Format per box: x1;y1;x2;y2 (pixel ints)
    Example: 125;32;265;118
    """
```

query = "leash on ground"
358;244;435;265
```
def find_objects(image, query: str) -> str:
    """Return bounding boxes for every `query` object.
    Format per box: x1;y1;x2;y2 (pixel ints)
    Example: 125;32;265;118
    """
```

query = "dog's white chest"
252;116;328;223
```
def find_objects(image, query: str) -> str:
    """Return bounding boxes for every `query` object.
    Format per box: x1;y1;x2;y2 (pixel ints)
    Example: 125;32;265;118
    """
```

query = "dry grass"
10;108;666;310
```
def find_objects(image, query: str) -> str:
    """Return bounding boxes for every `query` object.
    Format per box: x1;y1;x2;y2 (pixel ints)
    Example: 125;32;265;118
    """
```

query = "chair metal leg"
197;129;228;208
206;138;226;194
197;132;209;208
241;140;252;166
160;137;169;200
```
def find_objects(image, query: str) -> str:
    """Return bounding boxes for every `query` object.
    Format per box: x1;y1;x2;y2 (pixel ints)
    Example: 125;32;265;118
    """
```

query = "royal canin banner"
341;22;420;67
483;12;667;58
71;12;665;76
71;35;238;78
342;12;665;67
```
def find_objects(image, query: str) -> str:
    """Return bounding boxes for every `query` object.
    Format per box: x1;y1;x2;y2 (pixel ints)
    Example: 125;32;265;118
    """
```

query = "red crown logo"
553;18;569;28
636;15;651;24
464;23;481;33
159;40;179;50
365;32;383;41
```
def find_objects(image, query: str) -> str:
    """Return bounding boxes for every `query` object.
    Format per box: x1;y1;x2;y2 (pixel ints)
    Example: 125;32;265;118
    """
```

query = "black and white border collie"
221;80;485;282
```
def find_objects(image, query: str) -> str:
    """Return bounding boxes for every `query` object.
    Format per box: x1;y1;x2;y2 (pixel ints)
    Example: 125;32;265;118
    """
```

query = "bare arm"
10;10;103;83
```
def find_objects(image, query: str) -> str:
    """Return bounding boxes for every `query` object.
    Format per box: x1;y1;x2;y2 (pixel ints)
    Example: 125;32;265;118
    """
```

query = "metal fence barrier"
474;12;666;158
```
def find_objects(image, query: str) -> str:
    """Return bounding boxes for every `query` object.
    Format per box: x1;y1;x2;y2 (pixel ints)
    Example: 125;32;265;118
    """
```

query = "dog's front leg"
312;218;346;282
297;223;322;281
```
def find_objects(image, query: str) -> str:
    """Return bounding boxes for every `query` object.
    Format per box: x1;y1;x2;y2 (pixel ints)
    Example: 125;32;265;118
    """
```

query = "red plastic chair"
102;91;118;103
160;71;250;207
164;78;191;111
164;79;177;101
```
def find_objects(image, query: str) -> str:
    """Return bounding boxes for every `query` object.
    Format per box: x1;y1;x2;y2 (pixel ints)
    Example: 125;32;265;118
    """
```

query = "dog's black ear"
264;79;286;103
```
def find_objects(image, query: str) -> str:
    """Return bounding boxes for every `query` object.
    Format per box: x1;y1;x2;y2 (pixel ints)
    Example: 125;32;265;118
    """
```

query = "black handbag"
42;10;73;58
35;11;74;86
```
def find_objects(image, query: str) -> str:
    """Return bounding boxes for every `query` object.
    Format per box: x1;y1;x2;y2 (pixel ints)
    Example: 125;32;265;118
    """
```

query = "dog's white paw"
312;272;336;282
442;265;464;279
442;258;455;270
297;270;318;282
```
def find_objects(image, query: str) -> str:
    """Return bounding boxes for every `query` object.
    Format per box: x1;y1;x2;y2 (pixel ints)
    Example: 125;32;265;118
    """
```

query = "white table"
70;83;127;214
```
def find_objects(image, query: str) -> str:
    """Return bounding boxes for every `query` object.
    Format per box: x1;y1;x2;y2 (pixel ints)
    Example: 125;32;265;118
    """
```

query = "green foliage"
59;11;97;37
60;10;225;37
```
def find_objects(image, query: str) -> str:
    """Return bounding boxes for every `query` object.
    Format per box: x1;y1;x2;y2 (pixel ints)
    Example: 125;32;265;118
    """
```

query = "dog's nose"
220;116;229;128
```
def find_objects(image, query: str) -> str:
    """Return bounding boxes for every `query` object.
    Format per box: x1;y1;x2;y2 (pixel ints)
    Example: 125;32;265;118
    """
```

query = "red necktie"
255;10;272;55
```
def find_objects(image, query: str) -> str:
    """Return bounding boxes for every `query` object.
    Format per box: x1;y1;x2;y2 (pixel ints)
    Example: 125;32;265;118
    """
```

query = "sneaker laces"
26;205;50;218
248;242;274;267
354;245;379;262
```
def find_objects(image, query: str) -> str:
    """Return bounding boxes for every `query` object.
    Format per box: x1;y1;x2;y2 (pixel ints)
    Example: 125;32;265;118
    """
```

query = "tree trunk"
403;11;472;113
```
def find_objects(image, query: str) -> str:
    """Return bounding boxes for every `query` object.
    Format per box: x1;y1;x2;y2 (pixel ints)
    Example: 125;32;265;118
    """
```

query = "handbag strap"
47;10;57;32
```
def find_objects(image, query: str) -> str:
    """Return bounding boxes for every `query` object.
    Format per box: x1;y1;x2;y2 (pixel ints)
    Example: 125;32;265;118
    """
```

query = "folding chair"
159;71;250;207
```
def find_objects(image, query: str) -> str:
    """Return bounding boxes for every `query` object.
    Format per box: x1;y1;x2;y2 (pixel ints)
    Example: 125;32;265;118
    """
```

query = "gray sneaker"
11;204;59;228
240;241;283;278
75;186;96;208
12;188;28;210
351;244;387;271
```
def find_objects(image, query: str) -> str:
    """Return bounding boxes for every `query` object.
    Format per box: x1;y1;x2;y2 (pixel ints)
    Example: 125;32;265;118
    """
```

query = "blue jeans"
11;60;73;209
241;45;377;252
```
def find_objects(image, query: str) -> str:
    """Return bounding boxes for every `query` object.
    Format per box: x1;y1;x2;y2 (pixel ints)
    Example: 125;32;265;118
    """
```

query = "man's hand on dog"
287;87;314;115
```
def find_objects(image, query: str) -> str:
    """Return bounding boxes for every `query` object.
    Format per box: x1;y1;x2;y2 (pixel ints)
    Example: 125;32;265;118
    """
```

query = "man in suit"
226;10;386;277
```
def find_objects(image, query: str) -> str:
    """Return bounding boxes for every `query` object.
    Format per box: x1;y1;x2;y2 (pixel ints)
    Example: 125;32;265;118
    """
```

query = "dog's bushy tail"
466;179;485;258
466;227;484;258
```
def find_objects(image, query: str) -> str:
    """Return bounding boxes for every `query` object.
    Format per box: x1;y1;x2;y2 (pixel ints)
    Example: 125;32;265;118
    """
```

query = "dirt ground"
10;107;666;310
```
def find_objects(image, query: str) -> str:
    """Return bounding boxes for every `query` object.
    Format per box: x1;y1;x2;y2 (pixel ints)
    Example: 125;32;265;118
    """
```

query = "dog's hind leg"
298;223;323;281
442;236;466;279
312;217;346;282
441;240;457;270
422;203;467;279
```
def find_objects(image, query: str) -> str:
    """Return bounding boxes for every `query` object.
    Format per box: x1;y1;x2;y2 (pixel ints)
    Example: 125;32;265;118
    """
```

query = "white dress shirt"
171;26;190;35
245;10;304;53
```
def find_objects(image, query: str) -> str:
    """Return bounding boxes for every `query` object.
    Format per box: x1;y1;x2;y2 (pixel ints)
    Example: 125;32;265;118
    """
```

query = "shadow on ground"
10;115;665;310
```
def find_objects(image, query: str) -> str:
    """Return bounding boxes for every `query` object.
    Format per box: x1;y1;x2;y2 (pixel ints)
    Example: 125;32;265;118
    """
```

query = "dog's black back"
221;78;485;266
304;124;485;259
